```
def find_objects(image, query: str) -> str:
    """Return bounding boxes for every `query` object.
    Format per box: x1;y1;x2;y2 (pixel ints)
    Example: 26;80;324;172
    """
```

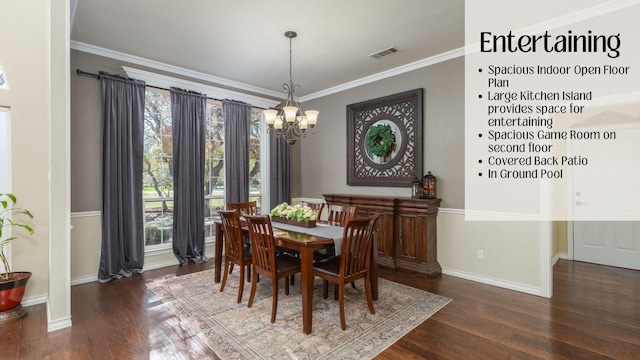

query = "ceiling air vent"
369;47;398;59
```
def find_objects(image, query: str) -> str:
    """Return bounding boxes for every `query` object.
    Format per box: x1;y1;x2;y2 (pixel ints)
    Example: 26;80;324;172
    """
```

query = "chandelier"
263;31;319;145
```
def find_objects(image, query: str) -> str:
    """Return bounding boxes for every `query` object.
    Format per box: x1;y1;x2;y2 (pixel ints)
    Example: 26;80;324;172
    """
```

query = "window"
143;89;174;248
203;101;224;242
143;88;265;249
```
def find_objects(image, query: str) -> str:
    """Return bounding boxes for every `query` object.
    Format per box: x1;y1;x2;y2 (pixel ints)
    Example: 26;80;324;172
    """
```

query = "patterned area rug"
147;269;450;359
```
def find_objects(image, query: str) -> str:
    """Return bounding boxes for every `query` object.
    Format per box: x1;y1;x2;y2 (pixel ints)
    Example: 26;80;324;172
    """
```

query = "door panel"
574;221;640;270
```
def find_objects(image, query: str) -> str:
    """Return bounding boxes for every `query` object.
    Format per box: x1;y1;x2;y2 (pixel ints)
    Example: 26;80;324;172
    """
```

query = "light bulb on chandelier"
263;31;319;145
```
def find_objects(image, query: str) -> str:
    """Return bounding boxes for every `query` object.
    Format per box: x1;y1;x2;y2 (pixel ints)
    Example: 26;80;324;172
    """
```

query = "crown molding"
122;66;280;109
72;40;464;103
71;41;286;99
300;47;465;102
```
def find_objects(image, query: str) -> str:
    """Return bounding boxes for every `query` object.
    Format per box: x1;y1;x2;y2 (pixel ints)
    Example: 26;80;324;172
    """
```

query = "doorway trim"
0;107;12;269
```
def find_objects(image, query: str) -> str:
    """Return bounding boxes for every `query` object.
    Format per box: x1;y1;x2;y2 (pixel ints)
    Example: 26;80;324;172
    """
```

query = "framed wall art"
347;88;423;186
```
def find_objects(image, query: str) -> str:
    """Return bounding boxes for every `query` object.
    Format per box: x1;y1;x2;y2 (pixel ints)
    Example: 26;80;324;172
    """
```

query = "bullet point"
478;133;482;138
478;68;482;72
478;173;483;176
478;94;482;98
478;159;482;164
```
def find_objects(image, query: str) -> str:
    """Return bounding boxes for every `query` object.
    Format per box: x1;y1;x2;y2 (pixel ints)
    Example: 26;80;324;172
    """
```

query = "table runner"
271;222;345;255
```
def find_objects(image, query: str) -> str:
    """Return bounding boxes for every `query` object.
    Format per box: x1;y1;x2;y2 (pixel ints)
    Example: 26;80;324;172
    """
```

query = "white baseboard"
70;259;180;286
442;267;542;297
143;259;179;272
22;294;47;307
48;318;72;332
46;300;72;332
552;252;568;266
71;274;97;286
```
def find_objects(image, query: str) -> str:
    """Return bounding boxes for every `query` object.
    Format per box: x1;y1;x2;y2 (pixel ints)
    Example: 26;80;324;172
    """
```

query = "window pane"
143;89;173;246
249;108;262;212
204;101;225;239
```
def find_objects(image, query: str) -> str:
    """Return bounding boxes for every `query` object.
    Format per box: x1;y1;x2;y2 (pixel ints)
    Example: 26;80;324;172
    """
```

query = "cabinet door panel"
397;213;427;262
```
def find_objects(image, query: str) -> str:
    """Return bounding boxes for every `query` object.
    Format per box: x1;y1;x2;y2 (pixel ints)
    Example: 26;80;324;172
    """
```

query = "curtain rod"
75;69;262;108
76;68;178;94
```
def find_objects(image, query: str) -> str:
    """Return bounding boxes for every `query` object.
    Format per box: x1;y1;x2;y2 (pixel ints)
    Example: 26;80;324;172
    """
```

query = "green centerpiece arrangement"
270;202;318;228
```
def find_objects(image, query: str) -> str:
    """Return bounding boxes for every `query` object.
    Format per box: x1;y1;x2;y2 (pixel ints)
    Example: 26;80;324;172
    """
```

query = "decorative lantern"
423;171;437;199
411;177;423;199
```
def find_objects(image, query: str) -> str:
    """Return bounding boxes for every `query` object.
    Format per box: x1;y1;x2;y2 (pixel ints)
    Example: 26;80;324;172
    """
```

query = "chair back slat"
218;209;244;262
340;214;379;279
301;201;325;220
227;201;258;216
327;205;358;226
245;214;277;273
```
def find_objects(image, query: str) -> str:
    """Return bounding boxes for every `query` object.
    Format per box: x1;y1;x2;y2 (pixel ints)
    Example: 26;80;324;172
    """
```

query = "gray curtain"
269;131;291;208
223;99;251;203
98;72;146;283
171;87;208;265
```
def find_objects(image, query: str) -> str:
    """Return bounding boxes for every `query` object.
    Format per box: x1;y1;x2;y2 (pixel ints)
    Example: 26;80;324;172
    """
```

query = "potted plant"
0;193;34;323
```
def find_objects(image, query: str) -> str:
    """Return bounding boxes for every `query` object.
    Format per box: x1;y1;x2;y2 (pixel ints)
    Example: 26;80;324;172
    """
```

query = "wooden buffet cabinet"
323;194;442;278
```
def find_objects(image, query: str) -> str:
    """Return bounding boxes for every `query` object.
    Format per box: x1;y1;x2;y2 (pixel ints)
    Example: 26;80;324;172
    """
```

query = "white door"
573;221;640;270
571;121;640;270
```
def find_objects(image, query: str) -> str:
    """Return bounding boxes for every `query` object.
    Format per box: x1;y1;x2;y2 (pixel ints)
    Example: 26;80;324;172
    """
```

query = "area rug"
146;269;450;359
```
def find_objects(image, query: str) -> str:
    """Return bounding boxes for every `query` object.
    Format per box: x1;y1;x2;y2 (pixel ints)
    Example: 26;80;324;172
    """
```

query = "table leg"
214;222;223;283
300;246;314;334
370;233;378;300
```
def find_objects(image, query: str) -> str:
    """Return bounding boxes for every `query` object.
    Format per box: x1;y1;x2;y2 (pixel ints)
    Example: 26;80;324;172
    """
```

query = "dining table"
213;218;378;334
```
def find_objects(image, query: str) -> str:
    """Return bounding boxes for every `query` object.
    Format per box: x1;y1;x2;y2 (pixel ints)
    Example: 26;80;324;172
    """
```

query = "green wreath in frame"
365;124;396;157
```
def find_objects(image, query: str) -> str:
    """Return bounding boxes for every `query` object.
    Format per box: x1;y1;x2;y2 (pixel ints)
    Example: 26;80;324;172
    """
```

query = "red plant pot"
0;272;32;312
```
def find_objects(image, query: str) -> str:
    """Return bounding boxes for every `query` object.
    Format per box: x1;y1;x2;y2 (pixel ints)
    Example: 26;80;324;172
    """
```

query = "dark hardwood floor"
1;259;638;359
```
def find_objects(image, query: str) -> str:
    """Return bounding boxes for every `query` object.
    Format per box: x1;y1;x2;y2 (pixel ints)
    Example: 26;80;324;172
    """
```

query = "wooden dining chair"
244;214;301;323
326;204;357;226
217;209;253;303
300;201;325;220
312;214;379;330
227;201;258;216
316;204;358;271
227;201;258;248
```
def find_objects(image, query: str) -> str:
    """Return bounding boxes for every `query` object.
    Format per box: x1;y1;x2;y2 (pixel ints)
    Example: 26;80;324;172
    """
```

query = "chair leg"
323;279;329;299
290;274;295;285
334;284;339;300
246;265;251;282
237;264;245;303
284;276;290;295
229;263;234;274
271;278;279;323
339;282;346;330
247;269;258;308
351;282;356;289
364;273;375;314
220;261;229;292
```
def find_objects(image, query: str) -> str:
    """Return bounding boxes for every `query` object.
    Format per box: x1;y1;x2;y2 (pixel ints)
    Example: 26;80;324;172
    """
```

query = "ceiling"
71;0;464;99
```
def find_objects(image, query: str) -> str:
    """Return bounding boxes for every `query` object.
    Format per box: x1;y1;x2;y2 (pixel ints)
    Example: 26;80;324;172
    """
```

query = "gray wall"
296;57;464;208
71;50;106;212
